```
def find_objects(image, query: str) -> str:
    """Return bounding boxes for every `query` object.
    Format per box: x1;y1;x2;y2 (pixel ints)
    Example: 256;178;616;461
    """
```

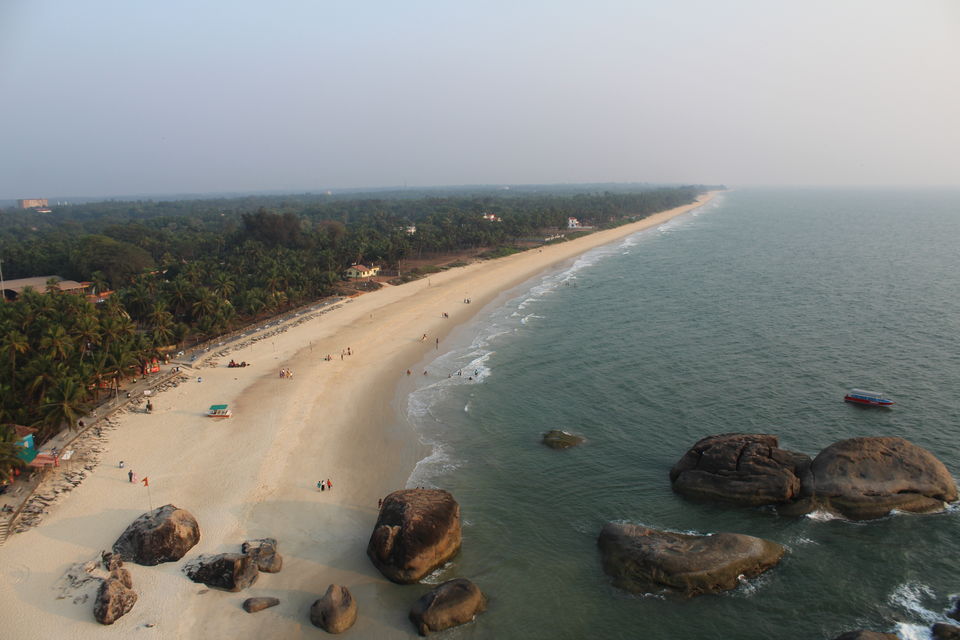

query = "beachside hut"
207;404;232;418
345;264;380;279
13;426;38;464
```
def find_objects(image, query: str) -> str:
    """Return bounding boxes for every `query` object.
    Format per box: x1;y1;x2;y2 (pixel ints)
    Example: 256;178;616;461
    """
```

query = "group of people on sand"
279;368;294;379
324;347;352;361
317;478;333;492
227;359;249;368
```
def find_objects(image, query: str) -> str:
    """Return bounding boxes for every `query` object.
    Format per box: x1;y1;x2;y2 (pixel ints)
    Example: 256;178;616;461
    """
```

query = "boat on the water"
844;389;894;407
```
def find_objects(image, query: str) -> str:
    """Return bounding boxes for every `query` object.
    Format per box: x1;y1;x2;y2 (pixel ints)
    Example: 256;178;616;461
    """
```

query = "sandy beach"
0;192;716;639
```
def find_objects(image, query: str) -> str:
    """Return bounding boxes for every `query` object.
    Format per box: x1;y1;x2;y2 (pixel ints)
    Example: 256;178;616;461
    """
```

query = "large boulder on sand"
310;584;358;633
243;597;280;613
597;522;785;596
93;576;137;625
112;504;200;566
409;578;487;636
670;433;811;506
367;489;462;584
185;553;259;592
800;437;958;520
242;538;282;573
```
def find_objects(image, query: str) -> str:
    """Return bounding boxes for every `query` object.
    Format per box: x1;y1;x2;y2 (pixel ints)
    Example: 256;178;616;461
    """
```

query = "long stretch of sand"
0;192;716;639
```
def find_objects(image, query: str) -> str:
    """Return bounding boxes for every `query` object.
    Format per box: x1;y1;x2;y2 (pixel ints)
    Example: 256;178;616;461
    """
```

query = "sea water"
398;188;960;639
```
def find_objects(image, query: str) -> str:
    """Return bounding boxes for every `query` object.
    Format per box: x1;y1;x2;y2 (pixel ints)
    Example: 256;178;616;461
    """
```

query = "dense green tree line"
0;185;715;448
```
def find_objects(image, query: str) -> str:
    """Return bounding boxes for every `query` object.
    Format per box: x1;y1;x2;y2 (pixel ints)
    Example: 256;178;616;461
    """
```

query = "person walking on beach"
128;469;134;483
317;480;324;491
326;479;332;490
435;338;439;349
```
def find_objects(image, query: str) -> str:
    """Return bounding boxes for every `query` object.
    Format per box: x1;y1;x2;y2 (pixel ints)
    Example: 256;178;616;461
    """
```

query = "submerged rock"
802;437;958;520
670;433;811;506
409;578;486;636
542;430;585;449
597;522;785;596
310;584;357;633
367;489;462;584
832;632;899;640
185;553;259;592
112;504;200;566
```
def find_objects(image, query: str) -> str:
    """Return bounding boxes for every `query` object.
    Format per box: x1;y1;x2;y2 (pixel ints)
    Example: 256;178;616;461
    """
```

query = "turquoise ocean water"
396;189;960;639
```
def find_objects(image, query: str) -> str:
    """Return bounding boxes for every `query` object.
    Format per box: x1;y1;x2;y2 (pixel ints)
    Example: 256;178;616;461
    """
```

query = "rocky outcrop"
670;433;811;506
597;523;785;596
112;504;200;565
801;437;958;520
243;597;280;613
185;553;259;592
242;538;282;573
310;584;358;634
933;623;960;640
409;578;486;636
542;430;585;449
670;434;957;520
367;489;462;584
832;632;899;640
930;622;960;640
93;575;137;625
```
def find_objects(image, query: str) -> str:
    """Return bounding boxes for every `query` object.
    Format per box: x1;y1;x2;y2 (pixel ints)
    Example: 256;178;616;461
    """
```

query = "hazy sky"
2;1;959;198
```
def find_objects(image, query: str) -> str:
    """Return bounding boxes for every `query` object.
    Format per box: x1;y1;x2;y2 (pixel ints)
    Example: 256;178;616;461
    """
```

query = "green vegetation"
0;185;715;441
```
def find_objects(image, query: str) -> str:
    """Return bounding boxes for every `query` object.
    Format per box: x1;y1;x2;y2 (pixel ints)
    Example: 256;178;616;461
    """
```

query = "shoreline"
0;191;718;639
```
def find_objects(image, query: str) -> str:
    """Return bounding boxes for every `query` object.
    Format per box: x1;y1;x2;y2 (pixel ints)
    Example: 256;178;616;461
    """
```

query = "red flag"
141;477;149;487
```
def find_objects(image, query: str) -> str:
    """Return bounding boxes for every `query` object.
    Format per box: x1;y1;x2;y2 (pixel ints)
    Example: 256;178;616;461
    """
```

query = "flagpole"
147;483;153;511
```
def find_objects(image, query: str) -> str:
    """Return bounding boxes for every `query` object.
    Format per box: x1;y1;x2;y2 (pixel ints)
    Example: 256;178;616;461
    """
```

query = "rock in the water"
367;489;462;584
542;430;585;449
933;623;960;640
310;584;358;633
243;597;280;613
805;437;958;520
185;553;259;592
93;576;137;625
409;578;487;636
112;504;200;566
832;632;899;640
241;538;282;573
670;433;811;506
597;522;785;596
949;598;960;622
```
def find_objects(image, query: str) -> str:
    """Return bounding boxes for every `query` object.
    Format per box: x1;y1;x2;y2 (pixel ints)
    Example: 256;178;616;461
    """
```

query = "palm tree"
191;288;217;322
212;273;236;299
73;314;101;361
90;270;110;296
41;376;90;435
0;425;25;482
0;330;29;393
40;325;75;362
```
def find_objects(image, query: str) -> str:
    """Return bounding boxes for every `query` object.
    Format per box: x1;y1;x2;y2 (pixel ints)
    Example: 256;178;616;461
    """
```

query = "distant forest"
0;184;716;445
